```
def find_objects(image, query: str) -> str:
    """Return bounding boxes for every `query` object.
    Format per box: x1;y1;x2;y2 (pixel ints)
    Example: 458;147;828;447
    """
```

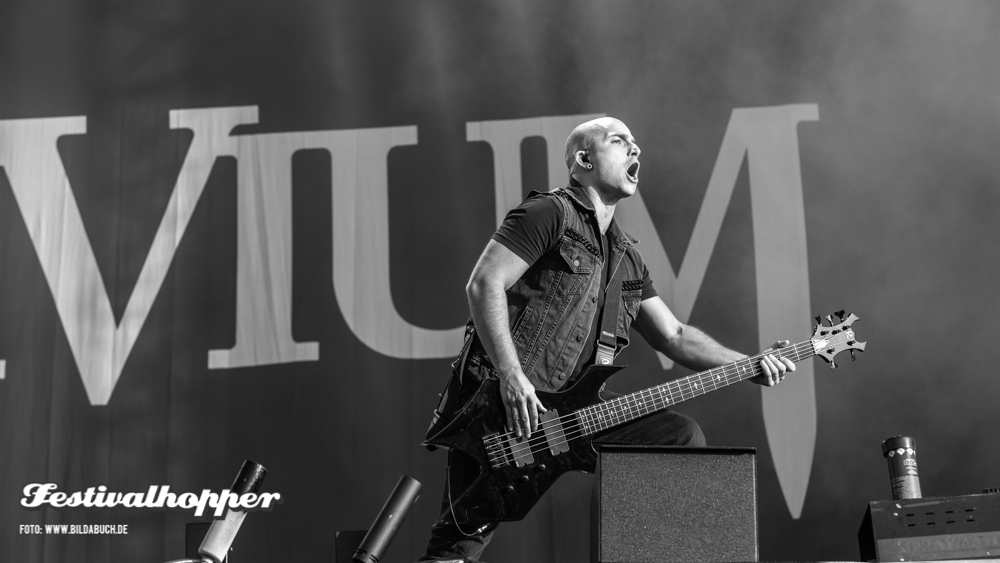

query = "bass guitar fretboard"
576;342;815;435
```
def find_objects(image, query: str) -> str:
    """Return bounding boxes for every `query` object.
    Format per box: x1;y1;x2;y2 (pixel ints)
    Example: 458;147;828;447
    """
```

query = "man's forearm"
466;278;522;375
665;324;746;372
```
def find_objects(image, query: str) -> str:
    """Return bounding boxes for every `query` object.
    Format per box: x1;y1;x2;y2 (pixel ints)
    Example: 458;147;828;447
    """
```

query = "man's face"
587;119;641;200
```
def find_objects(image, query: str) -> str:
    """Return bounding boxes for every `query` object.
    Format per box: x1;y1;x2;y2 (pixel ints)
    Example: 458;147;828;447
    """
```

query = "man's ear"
576;150;591;169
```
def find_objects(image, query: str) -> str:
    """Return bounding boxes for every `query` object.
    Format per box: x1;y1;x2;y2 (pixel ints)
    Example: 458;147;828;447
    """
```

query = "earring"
585;164;592;169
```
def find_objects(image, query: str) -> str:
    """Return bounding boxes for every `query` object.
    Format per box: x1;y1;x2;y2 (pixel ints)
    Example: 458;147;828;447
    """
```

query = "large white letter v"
0;106;258;405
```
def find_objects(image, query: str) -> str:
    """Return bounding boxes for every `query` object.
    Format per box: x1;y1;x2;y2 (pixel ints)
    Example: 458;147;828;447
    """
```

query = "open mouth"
626;161;640;183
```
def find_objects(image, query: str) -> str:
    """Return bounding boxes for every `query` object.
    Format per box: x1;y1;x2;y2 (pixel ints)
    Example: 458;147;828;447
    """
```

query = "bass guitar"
422;311;866;529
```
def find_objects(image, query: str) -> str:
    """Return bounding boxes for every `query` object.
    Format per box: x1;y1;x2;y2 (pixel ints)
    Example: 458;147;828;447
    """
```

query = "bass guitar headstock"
812;310;867;369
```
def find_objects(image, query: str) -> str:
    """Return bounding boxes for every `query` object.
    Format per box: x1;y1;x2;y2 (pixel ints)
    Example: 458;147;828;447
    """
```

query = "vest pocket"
559;241;595;274
616;288;643;344
622;290;641;320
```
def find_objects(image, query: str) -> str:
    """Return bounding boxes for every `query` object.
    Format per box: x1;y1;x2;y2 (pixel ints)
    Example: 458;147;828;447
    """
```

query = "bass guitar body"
423;365;625;527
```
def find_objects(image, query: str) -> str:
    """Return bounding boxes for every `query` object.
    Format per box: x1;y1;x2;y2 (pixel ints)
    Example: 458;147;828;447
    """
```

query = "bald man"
420;117;795;561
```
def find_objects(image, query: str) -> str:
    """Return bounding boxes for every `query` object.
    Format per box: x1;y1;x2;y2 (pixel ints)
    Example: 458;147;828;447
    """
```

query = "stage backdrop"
2;1;999;561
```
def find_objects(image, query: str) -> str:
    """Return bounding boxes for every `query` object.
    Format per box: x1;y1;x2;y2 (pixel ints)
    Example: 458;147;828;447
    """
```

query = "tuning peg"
815;315;824;326
829;359;837;370
836;310;846;322
850;350;856;362
825;315;834;326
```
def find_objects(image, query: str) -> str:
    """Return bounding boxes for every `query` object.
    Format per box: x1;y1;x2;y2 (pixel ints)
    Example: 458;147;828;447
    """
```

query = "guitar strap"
594;247;625;365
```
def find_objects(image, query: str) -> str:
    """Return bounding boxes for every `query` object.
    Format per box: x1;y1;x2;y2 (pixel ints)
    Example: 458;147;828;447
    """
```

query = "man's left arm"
631;296;794;386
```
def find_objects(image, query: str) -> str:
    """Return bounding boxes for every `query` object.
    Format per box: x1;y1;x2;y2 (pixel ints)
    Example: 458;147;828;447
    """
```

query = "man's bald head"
564;118;619;171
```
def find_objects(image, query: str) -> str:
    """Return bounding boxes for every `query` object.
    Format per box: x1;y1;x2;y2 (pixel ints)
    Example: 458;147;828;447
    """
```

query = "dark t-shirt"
492;193;656;380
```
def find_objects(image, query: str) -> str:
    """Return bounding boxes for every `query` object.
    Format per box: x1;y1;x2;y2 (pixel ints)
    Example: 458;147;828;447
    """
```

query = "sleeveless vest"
458;186;647;392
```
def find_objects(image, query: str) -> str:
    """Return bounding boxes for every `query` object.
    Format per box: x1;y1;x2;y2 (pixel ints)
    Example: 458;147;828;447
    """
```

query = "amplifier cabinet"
859;492;1000;561
592;445;758;563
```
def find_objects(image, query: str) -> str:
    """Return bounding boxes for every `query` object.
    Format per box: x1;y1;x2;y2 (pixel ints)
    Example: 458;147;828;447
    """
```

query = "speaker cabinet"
591;445;758;563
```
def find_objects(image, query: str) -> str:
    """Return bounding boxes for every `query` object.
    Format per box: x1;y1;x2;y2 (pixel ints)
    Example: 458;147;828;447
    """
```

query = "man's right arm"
466;239;546;439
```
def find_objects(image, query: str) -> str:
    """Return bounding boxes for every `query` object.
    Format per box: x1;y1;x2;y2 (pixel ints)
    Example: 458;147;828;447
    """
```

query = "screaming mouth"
626;162;640;182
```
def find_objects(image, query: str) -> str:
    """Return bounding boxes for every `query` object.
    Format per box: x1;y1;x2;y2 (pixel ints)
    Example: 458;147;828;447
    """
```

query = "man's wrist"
497;364;520;375
496;363;524;381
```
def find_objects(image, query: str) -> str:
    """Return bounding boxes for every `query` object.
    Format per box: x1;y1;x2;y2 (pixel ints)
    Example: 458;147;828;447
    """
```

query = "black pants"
419;404;706;562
